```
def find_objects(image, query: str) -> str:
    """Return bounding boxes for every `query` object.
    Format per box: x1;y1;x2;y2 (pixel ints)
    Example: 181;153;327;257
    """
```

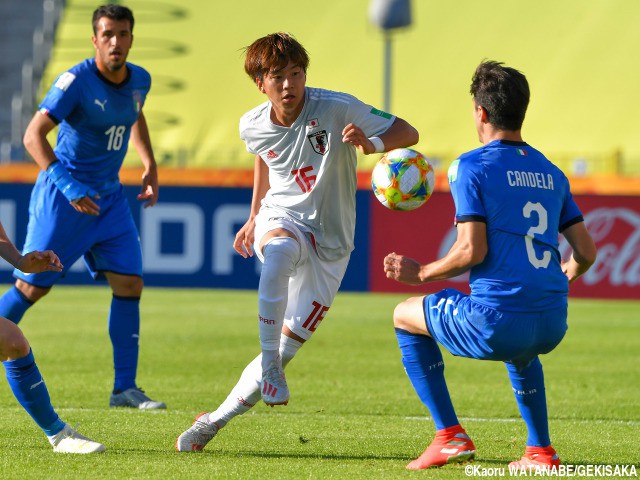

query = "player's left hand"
138;169;159;208
17;250;63;274
384;252;422;285
342;123;376;155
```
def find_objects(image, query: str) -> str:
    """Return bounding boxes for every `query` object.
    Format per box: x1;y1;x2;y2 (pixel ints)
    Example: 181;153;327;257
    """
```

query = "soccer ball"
371;148;435;211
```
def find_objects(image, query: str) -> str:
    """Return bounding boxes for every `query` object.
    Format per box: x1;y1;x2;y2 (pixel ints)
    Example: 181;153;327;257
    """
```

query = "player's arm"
131;111;159;208
23;111;58;171
233;154;270;258
560;221;597;283
0;221;62;274
384;221;487;285
342;117;419;155
23;111;100;215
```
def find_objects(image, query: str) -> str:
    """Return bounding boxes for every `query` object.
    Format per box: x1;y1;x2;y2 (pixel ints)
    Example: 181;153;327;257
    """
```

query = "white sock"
258;237;300;369
208;335;304;428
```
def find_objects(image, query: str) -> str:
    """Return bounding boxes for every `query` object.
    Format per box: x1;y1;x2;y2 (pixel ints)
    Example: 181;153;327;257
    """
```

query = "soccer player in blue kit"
0;4;165;409
384;61;597;470
0;221;105;453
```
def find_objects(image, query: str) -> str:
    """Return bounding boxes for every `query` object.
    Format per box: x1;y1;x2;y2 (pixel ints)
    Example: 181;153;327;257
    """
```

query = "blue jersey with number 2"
39;58;150;195
448;140;583;312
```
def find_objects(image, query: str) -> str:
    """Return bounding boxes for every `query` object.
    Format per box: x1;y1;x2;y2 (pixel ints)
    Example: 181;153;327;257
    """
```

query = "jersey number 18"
105;125;126;151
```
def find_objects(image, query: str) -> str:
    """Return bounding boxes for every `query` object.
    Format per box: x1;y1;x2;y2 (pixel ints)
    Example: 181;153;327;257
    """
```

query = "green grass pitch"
0;286;638;479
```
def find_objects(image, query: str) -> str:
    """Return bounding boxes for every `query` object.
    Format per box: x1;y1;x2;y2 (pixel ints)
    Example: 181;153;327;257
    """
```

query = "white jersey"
239;87;395;260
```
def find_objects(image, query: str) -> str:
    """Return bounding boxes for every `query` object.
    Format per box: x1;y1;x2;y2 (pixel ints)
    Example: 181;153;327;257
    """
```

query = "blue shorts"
424;288;567;370
15;172;142;287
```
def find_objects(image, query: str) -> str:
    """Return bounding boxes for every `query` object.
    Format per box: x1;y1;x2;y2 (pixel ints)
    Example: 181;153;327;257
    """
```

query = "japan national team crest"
307;130;329;155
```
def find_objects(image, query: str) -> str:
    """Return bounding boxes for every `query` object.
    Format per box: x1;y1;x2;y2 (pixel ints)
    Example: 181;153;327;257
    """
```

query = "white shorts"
254;211;350;341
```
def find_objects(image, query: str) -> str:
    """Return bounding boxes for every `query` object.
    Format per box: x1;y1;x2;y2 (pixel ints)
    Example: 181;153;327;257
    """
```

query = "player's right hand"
233;219;255;258
71;193;101;215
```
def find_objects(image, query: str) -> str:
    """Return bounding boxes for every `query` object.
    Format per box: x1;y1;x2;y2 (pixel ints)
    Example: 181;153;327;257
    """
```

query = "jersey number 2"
522;201;551;269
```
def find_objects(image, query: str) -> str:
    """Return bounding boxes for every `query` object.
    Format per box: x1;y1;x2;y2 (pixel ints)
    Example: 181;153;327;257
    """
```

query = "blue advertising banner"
0;184;370;292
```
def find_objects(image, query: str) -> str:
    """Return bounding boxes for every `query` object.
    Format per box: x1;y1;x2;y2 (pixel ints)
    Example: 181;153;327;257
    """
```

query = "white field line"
405;416;640;426
47;408;640;426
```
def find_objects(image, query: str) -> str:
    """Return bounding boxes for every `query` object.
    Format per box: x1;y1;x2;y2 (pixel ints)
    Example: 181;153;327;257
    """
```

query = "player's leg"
0;317;105;453
501;310;566;470
104;272;165;409
0;280;51;325
394;291;475;469
176;248;345;452
506;358;561;469
175;333;304;452
88;191;164;409
257;229;301;405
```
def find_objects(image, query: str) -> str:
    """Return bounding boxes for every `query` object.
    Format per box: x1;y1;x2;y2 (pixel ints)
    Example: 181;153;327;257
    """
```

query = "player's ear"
255;78;265;93
475;104;488;123
479;106;488;123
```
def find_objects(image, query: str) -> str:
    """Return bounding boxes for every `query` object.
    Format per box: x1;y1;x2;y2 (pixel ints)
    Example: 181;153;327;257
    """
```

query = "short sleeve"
39;71;81;124
345;96;396;137
449;157;487;224
559;184;584;231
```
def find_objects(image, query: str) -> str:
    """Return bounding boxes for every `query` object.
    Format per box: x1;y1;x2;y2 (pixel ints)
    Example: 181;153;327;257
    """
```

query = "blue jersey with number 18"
448;139;583;312
39;58;151;195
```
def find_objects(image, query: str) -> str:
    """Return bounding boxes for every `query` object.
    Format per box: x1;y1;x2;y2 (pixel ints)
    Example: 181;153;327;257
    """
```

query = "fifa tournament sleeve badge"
307;130;329;156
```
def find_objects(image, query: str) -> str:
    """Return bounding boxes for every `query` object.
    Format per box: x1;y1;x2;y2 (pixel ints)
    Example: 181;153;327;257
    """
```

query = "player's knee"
393;297;426;334
15;280;50;303
262;237;301;276
0;317;30;361
108;274;143;297
392;302;410;329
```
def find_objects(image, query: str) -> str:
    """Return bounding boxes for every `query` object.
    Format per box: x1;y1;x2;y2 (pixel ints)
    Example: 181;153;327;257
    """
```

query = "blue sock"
109;295;140;393
395;328;458;430
0;286;33;324
506;357;550;446
3;349;64;436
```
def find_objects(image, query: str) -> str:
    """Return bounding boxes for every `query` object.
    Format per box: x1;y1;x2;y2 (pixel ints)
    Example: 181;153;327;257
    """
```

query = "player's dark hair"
92;4;135;34
244;32;309;82
470;60;530;131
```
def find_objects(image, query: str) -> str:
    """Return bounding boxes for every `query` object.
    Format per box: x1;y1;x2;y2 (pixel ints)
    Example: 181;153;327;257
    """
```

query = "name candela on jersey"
506;170;554;190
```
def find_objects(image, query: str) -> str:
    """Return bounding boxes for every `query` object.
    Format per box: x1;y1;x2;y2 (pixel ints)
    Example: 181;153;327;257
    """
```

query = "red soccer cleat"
406;425;476;470
509;445;561;471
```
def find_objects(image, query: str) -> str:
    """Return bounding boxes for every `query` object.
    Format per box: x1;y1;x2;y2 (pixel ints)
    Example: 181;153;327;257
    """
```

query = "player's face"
257;61;306;126
92;17;133;79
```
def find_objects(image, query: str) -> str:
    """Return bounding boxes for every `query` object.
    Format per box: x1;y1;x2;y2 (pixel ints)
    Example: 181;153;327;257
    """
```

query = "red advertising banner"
369;193;640;299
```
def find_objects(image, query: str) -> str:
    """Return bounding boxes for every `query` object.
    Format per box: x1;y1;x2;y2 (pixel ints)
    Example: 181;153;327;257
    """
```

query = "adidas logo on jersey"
266;150;279;159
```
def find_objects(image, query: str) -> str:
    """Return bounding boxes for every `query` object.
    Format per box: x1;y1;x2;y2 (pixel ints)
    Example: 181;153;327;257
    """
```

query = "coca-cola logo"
559;207;640;287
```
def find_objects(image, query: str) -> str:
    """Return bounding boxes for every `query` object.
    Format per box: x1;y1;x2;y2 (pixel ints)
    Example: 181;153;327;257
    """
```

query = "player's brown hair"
244;32;309;82
470;60;530;131
92;4;135;34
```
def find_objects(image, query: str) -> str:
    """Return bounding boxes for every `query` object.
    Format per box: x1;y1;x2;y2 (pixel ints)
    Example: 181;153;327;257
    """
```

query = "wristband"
368;136;385;153
45;161;97;203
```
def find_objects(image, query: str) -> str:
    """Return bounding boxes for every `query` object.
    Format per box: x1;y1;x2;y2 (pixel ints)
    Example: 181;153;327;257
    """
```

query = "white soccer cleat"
175;413;219;452
49;424;106;454
261;361;289;406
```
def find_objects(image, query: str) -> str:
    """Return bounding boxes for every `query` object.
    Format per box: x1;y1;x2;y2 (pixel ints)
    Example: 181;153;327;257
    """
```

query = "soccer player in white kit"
176;32;419;451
